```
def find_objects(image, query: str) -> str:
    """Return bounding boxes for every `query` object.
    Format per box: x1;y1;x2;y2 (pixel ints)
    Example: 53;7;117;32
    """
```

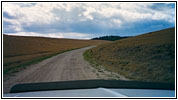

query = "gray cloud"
3;2;175;39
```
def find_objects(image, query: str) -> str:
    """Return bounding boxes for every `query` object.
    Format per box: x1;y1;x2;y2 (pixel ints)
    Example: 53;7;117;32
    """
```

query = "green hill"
84;28;175;83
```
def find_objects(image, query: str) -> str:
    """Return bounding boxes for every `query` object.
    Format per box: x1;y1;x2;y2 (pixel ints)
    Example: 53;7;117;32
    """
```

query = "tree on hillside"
91;35;129;41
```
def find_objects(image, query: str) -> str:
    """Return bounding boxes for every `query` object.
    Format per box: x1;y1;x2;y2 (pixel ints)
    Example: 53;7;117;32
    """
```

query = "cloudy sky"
3;2;175;39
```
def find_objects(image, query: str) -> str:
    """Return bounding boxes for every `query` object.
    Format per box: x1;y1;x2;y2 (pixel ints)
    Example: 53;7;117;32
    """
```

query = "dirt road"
4;46;127;93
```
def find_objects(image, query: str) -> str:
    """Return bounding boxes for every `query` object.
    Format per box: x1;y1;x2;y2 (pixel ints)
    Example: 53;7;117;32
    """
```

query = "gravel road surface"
3;46;127;93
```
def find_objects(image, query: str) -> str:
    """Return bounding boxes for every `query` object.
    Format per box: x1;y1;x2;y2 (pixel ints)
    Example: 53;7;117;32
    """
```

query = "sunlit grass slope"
3;35;110;75
85;28;175;83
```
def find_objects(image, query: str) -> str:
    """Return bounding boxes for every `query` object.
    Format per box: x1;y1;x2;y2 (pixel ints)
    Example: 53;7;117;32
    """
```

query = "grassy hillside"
84;28;175;83
3;35;110;75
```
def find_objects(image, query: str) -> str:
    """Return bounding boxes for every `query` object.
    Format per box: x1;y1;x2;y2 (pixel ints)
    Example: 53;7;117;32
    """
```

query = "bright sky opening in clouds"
3;2;175;39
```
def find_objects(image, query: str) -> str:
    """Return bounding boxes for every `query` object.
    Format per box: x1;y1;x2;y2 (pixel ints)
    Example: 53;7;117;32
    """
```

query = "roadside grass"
84;50;127;80
84;48;117;73
4;51;51;58
83;49;96;66
83;49;102;70
83;49;125;80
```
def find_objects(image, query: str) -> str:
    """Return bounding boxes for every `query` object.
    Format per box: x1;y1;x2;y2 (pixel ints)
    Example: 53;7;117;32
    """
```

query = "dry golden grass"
3;35;110;75
85;28;175;83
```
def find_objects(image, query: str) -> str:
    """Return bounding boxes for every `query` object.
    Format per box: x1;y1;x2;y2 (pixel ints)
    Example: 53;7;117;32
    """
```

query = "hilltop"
84;28;175;83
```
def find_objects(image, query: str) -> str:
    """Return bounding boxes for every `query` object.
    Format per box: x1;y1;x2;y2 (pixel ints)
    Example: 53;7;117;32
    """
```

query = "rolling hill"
84;28;175;83
3;35;110;75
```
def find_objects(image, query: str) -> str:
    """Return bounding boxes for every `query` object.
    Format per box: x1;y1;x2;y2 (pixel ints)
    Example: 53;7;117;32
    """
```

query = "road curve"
4;46;128;93
4;46;99;93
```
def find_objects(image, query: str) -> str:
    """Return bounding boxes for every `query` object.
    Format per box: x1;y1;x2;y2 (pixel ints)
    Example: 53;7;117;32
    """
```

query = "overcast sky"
3;2;175;39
